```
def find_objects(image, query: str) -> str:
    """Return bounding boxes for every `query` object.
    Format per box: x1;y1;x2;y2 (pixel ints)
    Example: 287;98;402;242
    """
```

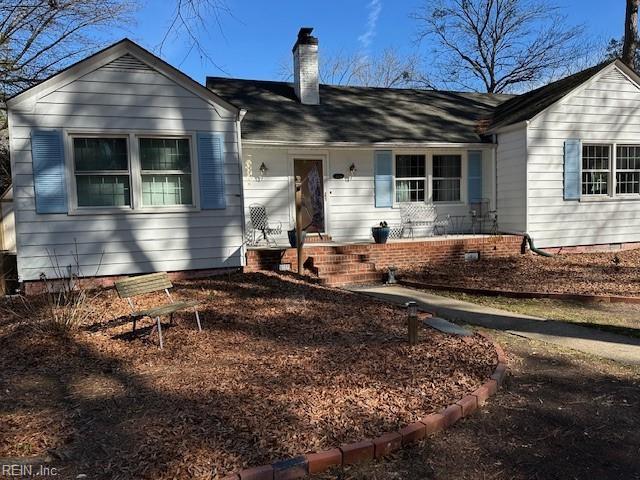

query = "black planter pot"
287;229;307;248
371;226;390;244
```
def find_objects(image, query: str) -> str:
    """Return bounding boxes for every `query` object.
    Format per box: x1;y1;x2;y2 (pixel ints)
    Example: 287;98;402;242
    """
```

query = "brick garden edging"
399;279;640;305
221;334;509;480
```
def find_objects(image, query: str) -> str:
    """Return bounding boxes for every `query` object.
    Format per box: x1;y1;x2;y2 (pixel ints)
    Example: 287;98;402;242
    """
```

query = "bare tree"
279;47;433;89
623;0;640;68
413;0;587;93
0;0;135;101
356;49;432;88
158;0;233;70
604;37;640;70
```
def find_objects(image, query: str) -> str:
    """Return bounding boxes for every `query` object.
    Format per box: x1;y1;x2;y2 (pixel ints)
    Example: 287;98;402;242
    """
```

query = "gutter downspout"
500;230;553;257
236;108;248;267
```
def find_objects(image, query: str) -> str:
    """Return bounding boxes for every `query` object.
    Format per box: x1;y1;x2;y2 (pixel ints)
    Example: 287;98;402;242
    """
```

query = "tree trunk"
623;0;640;67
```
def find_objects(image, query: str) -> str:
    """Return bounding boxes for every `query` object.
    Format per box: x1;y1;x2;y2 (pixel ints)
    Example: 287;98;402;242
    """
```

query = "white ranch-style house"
5;28;640;288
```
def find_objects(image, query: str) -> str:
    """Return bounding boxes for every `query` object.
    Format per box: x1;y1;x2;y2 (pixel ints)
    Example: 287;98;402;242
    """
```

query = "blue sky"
119;0;627;85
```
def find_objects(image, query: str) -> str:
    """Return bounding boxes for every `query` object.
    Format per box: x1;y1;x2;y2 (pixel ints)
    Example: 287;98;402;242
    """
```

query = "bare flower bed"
403;248;640;297
0;272;496;479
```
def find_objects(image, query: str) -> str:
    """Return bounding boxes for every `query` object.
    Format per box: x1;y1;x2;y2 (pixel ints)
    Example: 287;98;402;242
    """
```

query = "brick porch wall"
245;235;523;274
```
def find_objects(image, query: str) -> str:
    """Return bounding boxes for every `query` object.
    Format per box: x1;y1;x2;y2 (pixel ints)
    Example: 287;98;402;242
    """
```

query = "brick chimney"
292;27;319;105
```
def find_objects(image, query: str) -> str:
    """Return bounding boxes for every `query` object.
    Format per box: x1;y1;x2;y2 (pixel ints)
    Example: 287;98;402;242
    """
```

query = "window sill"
68;206;200;215
433;201;465;206
579;195;640;203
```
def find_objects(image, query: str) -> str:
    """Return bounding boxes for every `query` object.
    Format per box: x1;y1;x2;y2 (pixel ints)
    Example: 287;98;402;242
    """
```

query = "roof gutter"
241;140;497;149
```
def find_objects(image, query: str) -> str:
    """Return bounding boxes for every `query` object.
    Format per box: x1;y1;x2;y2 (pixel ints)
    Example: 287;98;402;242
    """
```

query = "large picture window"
395;154;425;202
140;138;193;206
73;137;130;207
432;154;461;202
616;145;640;195
582;144;610;195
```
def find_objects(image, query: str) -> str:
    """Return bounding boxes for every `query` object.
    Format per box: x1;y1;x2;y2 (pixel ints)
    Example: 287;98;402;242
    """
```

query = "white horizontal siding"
527;65;640;248
243;147;494;243
9;53;243;281
496;127;527;233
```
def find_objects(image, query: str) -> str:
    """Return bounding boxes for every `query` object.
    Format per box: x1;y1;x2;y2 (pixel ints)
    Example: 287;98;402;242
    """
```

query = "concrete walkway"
349;284;640;365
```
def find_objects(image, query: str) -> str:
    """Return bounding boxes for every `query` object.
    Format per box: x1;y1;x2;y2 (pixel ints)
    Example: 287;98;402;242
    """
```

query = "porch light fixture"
259;162;268;175
349;163;357;176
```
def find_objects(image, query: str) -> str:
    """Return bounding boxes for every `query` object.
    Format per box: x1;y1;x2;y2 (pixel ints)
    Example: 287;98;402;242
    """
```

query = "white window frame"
392;149;468;206
394;154;427;203
615;144;640;197
432;153;463;204
70;134;132;211
64;130;200;214
579;142;640;200
581;143;611;197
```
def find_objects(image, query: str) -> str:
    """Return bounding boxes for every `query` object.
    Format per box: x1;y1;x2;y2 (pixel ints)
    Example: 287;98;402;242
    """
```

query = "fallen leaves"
405;249;640;296
0;272;496;479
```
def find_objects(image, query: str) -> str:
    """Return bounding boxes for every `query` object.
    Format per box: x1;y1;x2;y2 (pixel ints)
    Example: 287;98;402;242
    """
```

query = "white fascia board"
242;140;497;149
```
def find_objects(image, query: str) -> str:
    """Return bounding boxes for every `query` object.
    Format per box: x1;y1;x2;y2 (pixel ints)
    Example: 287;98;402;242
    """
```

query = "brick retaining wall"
246;235;523;277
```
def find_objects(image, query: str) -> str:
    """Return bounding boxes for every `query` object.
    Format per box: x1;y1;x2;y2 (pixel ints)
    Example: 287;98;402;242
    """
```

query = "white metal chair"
399;203;450;238
248;204;282;246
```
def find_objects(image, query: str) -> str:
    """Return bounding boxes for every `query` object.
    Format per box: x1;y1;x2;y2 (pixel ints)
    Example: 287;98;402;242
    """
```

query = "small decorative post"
406;301;418;345
295;175;303;275
387;265;397;284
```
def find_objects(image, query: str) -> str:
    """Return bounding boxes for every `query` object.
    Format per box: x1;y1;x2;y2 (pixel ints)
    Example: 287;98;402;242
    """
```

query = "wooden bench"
114;272;201;349
399;203;450;238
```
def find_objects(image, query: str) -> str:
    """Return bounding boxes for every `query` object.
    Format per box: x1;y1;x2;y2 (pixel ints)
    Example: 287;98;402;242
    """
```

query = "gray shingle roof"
208;59;640;143
206;77;512;144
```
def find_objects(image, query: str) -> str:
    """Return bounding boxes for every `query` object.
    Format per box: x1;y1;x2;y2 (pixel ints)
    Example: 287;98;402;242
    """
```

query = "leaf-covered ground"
324;331;640;480
0;272;496;479
403;248;640;296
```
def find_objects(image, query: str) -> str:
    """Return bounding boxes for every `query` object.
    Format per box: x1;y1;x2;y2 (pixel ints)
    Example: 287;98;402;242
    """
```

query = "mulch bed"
0;272;496;479
403;248;640;297
324;332;640;480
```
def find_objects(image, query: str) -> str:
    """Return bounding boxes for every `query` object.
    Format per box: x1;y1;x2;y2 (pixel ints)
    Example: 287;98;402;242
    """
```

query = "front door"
294;159;325;233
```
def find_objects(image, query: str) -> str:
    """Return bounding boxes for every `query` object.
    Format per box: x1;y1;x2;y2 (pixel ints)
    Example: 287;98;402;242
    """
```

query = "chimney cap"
292;27;318;52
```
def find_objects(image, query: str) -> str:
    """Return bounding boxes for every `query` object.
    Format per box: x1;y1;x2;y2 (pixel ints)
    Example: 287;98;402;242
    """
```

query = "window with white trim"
140;138;193;206
616;145;640;195
582;144;610;195
432;154;461;202
73;137;131;207
71;134;196;210
395;154;425;202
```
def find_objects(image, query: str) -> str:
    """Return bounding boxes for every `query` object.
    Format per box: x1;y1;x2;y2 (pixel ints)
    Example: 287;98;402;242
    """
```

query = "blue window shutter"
374;150;393;208
197;133;226;209
467;150;483;203
564;139;581;200
31;130;67;214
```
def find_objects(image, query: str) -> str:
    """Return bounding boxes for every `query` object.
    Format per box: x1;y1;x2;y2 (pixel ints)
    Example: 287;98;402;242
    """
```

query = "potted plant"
371;221;391;244
287;227;307;248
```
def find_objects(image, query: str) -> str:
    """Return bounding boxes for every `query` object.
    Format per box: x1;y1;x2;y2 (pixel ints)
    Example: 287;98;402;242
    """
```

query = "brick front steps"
245;235;522;287
399;280;640;304
221;334;509;480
